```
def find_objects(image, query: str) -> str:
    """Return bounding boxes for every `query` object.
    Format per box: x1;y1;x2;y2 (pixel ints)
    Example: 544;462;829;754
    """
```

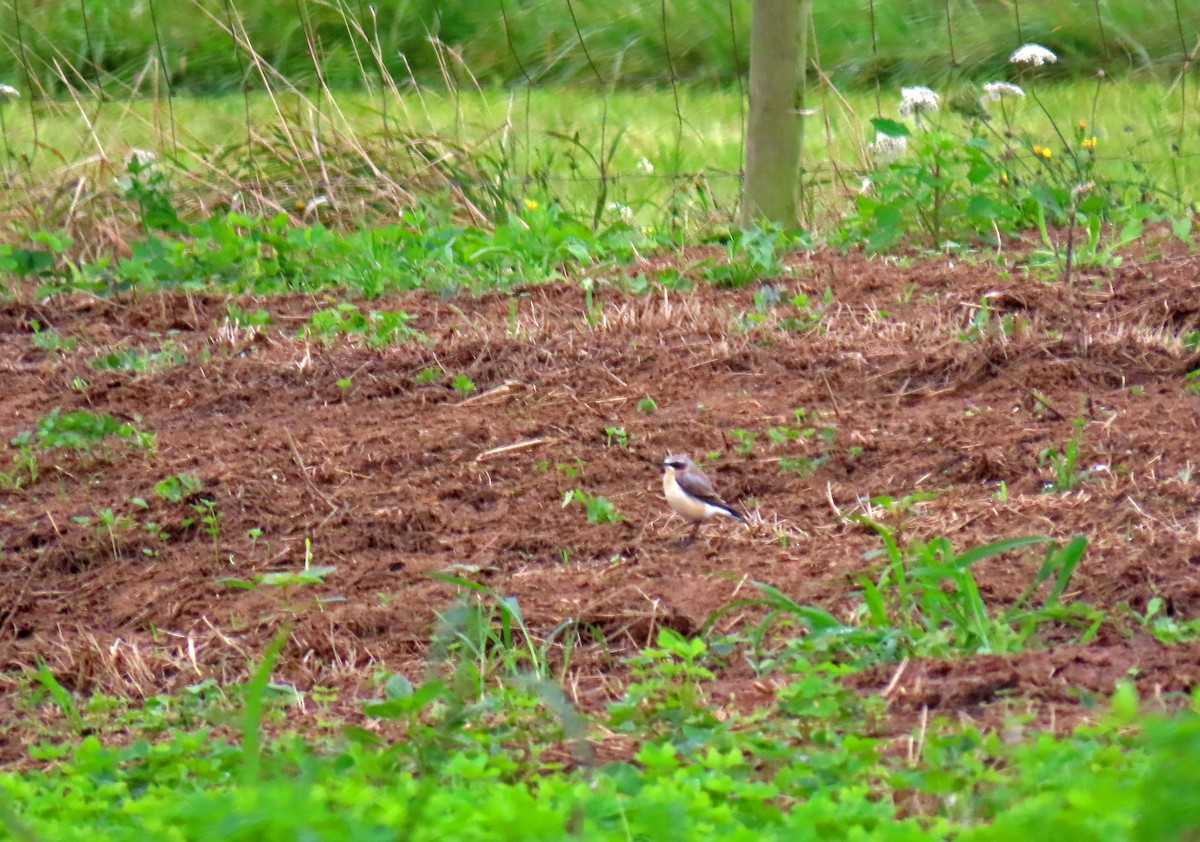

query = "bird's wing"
677;469;739;515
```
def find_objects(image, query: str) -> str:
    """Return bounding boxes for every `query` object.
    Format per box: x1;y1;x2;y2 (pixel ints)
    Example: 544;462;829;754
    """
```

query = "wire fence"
1;0;1199;232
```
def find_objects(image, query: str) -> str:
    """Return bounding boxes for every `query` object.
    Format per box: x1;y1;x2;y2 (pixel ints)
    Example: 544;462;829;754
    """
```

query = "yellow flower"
1081;136;1097;150
999;171;1010;185
1078;119;1086;129
1032;145;1052;159
524;198;539;211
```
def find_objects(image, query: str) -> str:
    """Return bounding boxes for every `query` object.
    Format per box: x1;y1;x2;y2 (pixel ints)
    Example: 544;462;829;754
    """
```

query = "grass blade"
953;535;1052;569
241;627;290;785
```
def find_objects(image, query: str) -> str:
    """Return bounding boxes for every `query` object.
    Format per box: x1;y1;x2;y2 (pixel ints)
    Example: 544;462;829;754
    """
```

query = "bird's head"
662;454;693;473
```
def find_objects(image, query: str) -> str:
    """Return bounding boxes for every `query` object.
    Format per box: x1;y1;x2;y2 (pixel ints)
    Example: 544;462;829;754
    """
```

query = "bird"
661;453;743;544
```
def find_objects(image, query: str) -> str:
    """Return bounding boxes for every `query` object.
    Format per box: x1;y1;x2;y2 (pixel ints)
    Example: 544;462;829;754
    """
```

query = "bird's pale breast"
664;470;723;522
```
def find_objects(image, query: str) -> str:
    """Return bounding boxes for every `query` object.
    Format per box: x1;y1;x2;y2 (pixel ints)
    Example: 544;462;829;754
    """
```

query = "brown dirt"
2;241;1199;763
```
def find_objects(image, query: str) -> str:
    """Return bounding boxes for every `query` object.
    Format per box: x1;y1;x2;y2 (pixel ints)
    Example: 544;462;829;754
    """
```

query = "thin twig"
882;657;909;699
821;372;843;418
476;437;558;461
284;426;341;512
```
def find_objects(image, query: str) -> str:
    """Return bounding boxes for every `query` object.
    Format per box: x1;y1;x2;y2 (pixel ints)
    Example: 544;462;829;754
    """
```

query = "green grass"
5;618;1200;840
8;79;1199;181
1;77;1195;303
2;0;1197;95
2;2;1197;283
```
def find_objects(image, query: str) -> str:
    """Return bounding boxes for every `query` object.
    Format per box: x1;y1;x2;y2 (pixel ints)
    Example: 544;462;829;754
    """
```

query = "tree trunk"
740;0;806;229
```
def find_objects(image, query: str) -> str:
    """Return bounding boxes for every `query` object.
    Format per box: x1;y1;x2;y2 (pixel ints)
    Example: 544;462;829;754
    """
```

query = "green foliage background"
2;0;1199;94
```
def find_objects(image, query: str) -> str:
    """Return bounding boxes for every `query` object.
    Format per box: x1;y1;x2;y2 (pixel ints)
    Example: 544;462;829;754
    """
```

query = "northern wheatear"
661;454;743;543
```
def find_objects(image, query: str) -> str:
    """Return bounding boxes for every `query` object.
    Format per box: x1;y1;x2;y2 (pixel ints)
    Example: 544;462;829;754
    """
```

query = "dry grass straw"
0;0;535;268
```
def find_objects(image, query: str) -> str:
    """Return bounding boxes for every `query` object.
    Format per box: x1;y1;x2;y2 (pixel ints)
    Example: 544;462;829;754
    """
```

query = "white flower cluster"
0;83;19;100
1009;44;1057;66
898;86;940;117
980;81;1025;104
867;132;907;163
606;201;635;223
1071;181;1095;199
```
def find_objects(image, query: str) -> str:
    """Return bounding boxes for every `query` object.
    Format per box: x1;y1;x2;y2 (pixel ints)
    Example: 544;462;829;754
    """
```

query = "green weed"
957;296;1021;343
855;525;1099;658
28;320;76;353
730;429;757;454
425;574;578;685
12;408;154;458
561;489;625;524
1122;597;1200;644
192;498;224;561
450;374;476;397
603;426;630;449
224;303;273;328
1039;422;1090;492
773;419;838;478
22;202;647;299
413;367;443;385
702;225;789;289
0;437;38;489
709;527;1096;666
119;152;184;235
608;628;717;736
555;459;585;479
303;303;423;348
154;473;202;503
90;341;186;372
72;507;135;563
223;538;335;591
779;287;830;333
580;277;604;327
731;283;829;335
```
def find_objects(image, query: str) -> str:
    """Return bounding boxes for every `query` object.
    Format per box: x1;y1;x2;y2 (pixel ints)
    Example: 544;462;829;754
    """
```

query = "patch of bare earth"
1;243;1198;764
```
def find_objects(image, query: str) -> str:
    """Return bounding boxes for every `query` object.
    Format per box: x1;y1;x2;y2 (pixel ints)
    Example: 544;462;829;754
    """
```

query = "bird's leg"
683;521;700;546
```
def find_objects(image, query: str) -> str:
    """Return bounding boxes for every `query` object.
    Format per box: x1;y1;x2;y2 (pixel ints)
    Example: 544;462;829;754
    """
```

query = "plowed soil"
2;241;1199;763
